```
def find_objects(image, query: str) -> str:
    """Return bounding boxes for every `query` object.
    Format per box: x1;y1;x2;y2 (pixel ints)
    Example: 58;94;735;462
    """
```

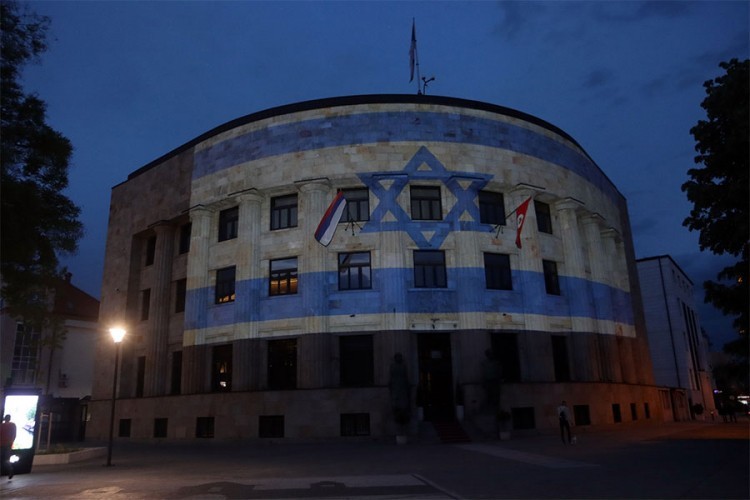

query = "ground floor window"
340;413;370;436
259;415;284;438
196;417;215;438
118;419;132;438
154;418;168;438
268;339;297;389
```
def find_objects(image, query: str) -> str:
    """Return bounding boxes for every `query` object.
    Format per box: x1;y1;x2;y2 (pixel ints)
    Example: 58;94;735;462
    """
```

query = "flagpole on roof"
409;18;420;94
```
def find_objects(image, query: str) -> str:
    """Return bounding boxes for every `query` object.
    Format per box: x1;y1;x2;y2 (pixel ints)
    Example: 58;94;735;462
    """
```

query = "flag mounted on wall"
514;196;533;249
315;191;347;246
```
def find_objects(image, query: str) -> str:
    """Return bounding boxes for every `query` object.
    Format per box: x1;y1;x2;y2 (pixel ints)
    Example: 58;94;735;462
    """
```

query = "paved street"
1;421;747;499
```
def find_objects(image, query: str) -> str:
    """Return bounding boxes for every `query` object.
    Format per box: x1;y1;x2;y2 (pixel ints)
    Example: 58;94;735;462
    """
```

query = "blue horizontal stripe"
185;268;634;331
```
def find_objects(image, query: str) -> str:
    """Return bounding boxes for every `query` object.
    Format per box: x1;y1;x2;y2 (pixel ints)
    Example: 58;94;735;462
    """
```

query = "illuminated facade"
90;95;660;441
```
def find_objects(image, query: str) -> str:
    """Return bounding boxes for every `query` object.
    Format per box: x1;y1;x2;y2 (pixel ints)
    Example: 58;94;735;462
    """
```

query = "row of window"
142;190;555;266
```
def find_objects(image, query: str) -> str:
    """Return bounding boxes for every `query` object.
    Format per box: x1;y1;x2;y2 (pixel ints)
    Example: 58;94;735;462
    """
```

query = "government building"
89;95;660;442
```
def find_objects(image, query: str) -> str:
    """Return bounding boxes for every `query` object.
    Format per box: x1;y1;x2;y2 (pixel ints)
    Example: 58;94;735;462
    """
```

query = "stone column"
182;205;213;393
144;222;175;396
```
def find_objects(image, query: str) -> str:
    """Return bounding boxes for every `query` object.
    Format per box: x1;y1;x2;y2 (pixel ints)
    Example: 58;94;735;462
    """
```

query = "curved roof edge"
125;93;599;183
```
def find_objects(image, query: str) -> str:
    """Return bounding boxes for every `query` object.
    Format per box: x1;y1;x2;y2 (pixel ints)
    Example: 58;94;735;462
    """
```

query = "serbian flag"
409;19;417;82
315;191;347;246
515;196;533;249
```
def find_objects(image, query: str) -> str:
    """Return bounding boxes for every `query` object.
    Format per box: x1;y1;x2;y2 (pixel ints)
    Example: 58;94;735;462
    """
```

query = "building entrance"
417;333;454;421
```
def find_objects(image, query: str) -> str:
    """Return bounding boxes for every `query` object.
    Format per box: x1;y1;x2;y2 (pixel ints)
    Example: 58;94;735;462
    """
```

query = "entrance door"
417;333;454;421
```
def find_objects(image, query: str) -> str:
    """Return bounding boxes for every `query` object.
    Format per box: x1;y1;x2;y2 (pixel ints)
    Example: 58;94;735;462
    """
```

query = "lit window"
215;266;236;304
270;257;298;296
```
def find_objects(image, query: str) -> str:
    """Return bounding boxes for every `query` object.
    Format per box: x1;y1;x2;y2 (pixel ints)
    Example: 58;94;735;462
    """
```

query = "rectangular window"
179;223;191;254
484;253;512;290
543;259;561;295
268;339;297;390
259;415;284;438
340;335;374;387
136;356;146;398
342;188;370;222
174;278;187;313
141;289;151;320
341;413;371;437
212;344;232;392
11;323;40;385
511;407;536;430
215;266;236;304
410;186;442;220
612;403;622;423
535;200;553;234
338;252;372;290
118;419;132;438
414;250;447;288
269;257;298;296
551;335;571;382
573;405;591;426
153;418;168;438
218;206;239;242
170;351;182;395
196;417;215;438
145;236;156;266
491;333;521;382
271;194;297;230
479;191;505;225
630;402;638;421
644;402;651;419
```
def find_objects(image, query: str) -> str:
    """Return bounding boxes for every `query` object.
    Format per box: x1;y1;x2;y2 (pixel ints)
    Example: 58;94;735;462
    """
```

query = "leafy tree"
0;0;83;313
682;59;749;352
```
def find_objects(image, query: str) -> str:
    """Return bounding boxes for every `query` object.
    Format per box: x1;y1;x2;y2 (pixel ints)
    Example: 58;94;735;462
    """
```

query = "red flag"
409;20;417;82
515;196;532;249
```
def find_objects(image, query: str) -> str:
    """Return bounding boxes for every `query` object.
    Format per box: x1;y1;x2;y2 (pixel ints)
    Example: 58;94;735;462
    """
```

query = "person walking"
1;414;17;480
557;401;572;444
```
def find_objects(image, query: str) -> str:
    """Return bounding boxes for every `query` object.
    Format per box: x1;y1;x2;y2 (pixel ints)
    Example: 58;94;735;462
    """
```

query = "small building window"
511;407;536;430
271;194;297;230
573;405;591;426
535;200;553;234
543;259;561;295
270;257;298;296
259;415;284;438
170;351;182;395
136;356;145;398
484;252;512;290
551;335;571;382
414;250;447;288
196;417;215;438
153;418;168;438
145;236;156;266
479;191;505;225
341;413;370;437
340;335;374;386
118;419;132;438
215;266;236;304
342;188;370;222
410;186;442;220
644;402;651;419
630;402;638;421
338;252;372;290
212;344;232;392
218;206;239;242
491;333;521;382
140;289;151;321
179;223;191;254
612;403;622;423
174;278;186;313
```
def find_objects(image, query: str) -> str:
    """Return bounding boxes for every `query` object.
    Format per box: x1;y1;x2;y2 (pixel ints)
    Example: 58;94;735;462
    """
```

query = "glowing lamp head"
109;327;126;343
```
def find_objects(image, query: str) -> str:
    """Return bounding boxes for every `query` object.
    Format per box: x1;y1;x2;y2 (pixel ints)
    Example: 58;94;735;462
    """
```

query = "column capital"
295;177;331;193
188;204;214;217
511;182;545;198
555;197;585;213
235;188;264;205
581;212;606;227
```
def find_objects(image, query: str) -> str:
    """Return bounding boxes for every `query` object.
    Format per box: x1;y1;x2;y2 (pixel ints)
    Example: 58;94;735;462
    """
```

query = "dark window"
259;415;284;438
543;260;561;295
342;188;370;222
630;402;638;421
136;356;145;398
271;194;297;230
174;278;187;313
341;413;370;436
170;351;182;395
118;419;131;438
573;405;591;426
644;402;651;419
218;206;239;242
215;266;236;304
511;407;536;430
414;250;447;288
612;404;622;423
551;335;571;382
196;417;215;438
338;252;372;290
270;257;298;296
141;289;151;321
11;323;40;385
491;333;521;382
479;191;505;225
212;344;232;392
535;200;553;234
179;223;191;254
154;418;168;438
410;186;442;220
340;335;374;386
268;339;297;390
484;253;512;290
145;236;156;266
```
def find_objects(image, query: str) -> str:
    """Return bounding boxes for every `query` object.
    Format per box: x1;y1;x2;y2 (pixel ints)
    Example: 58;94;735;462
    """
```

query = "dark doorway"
417;333;454;421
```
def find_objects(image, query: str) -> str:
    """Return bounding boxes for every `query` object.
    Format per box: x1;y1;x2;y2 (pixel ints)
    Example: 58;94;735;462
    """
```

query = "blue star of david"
357;146;493;249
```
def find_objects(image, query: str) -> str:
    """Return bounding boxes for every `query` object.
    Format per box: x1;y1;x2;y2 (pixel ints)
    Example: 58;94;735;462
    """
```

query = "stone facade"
90;95;661;442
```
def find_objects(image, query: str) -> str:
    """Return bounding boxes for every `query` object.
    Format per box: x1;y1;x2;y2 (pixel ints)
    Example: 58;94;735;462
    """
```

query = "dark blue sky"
21;1;749;348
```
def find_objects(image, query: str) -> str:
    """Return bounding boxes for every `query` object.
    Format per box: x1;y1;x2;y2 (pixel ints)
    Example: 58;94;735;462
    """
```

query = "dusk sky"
20;1;749;348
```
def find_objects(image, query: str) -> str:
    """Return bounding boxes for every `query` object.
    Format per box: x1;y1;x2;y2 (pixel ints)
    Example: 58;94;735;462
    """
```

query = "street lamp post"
106;327;126;467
